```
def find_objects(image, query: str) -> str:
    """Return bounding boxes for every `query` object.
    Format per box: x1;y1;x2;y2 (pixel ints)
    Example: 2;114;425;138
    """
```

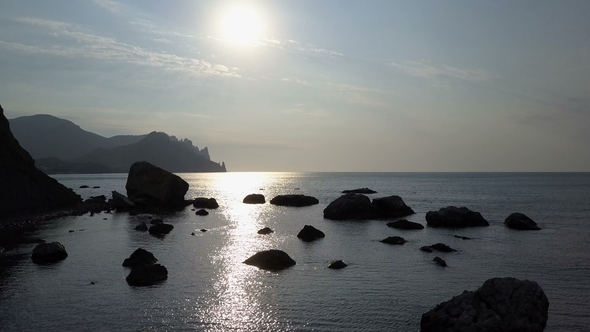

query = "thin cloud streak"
3;17;240;78
391;59;493;83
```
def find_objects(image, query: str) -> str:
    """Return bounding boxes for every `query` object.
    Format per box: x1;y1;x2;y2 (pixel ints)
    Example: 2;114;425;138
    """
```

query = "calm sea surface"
1;172;589;331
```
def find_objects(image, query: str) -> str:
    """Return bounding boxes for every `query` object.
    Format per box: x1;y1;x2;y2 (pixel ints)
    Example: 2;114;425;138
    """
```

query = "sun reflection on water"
191;172;290;330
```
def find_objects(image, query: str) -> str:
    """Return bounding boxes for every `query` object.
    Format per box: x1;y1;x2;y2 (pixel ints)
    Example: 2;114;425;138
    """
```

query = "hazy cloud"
260;38;344;57
3;17;239;78
91;0;127;13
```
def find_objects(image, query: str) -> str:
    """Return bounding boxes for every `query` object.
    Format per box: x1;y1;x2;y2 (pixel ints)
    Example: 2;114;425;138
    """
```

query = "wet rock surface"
243;249;296;271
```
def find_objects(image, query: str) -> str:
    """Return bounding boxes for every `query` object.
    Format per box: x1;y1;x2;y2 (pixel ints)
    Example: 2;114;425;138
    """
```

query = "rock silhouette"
505;212;541;230
125;161;189;207
270;194;319;207
122;248;158;268
31;242;68;264
421;277;549;332
297;225;325;242
387;219;424;230
243;250;296;271
192;197;219;209
126;264;168;286
243;194;265;204
426;206;489;228
380;236;407;245
328;260;348;269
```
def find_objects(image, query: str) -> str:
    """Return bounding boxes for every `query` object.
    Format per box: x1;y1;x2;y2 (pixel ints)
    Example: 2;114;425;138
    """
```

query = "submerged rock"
31;242;68;264
421;277;549;332
380;236;407;245
192;197;219;209
135;222;148;232
195;209;209;216
428;243;457;253
387;219;424;230
243;249;296;271
342;188;377;194
126;264;168;286
433;257;447;267
420;246;434;253
270;194;319;207
122;248;158;268
149;223;174;235
297;225;325;242
426;206;489;228
257;227;274;235
328;260;348;269
243;194;265;204
505;212;541;230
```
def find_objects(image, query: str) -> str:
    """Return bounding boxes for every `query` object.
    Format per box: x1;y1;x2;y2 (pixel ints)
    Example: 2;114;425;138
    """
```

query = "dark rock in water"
192;197;219;209
328;260;348;269
453;235;471;240
31;242;68;264
125;161;189;207
149;223;174;235
93;186;100;189
69;230;75;233
342;188;377;194
80;185;89;189
112;190;135;209
433;257;447;267
150;218;163;224
122;248;158;268
126;264;168;286
505;212;541;230
0;105;81;218
323;193;378;220
297;225;325;242
84;195;106;204
257;227;274;235
324;193;415;221
372;195;415;218
429;243;457;253
387;219;424;230
243;194;265;204
191;232;195;236
135;222;148;232
270;194;319;207
380;236;407;245
420;246;434;253
200;229;207;232
243;249;296;271
421;277;549;332
426;206;489;228
195;209;209;216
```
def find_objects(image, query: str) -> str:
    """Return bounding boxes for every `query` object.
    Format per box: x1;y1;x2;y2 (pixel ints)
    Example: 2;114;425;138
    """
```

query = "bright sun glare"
221;5;263;45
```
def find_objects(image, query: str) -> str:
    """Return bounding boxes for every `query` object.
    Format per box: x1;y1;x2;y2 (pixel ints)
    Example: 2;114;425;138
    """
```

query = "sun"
221;5;263;45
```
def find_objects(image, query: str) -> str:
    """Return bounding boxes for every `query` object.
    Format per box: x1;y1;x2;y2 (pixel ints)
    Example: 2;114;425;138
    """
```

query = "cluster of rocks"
122;248;168;286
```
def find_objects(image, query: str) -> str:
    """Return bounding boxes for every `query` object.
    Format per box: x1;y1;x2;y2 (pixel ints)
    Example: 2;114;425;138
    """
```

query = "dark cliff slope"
74;131;226;173
0;105;81;219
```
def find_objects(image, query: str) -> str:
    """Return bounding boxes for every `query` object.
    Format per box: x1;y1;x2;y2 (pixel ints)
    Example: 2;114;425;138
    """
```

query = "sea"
1;172;589;331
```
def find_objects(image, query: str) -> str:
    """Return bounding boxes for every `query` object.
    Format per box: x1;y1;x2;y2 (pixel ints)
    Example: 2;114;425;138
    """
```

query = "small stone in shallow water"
328;260;348;269
200;229;207;232
433;257;447;267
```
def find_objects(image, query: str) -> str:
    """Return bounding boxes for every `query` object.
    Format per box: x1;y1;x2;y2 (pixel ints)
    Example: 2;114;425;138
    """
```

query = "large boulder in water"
505;212;541;230
243;194;265;204
372;195;415;218
421;277;549;332
323;193;378;220
149;222;174;236
192;197;219;209
426;206;489;228
243;249;296;271
270;194;319;207
126;264;168;286
122;248;158;268
31;242;68;264
297;225;325;242
125;161;188;207
0;105;81;218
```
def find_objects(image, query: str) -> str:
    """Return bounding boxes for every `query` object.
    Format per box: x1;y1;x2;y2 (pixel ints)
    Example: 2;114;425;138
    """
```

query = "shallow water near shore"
1;172;590;331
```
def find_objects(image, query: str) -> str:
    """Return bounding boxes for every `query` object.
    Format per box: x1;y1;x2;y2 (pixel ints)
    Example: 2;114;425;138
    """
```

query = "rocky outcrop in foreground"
243;249;296;271
426;206;489;228
125;161;188;207
323;193;414;220
505;212;541;230
421;277;549;332
0;104;81;219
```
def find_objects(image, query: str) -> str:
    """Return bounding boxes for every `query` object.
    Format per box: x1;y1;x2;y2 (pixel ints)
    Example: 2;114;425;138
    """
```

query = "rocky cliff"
0;105;81;219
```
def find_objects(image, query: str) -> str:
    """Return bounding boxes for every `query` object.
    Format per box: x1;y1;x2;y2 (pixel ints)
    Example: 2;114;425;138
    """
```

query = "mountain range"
8;114;226;173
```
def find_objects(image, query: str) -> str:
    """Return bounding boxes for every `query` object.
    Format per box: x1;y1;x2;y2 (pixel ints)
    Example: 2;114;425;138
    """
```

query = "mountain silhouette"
9;114;225;173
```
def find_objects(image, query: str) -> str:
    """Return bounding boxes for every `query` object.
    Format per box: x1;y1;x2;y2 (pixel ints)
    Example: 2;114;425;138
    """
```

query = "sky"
1;0;589;172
